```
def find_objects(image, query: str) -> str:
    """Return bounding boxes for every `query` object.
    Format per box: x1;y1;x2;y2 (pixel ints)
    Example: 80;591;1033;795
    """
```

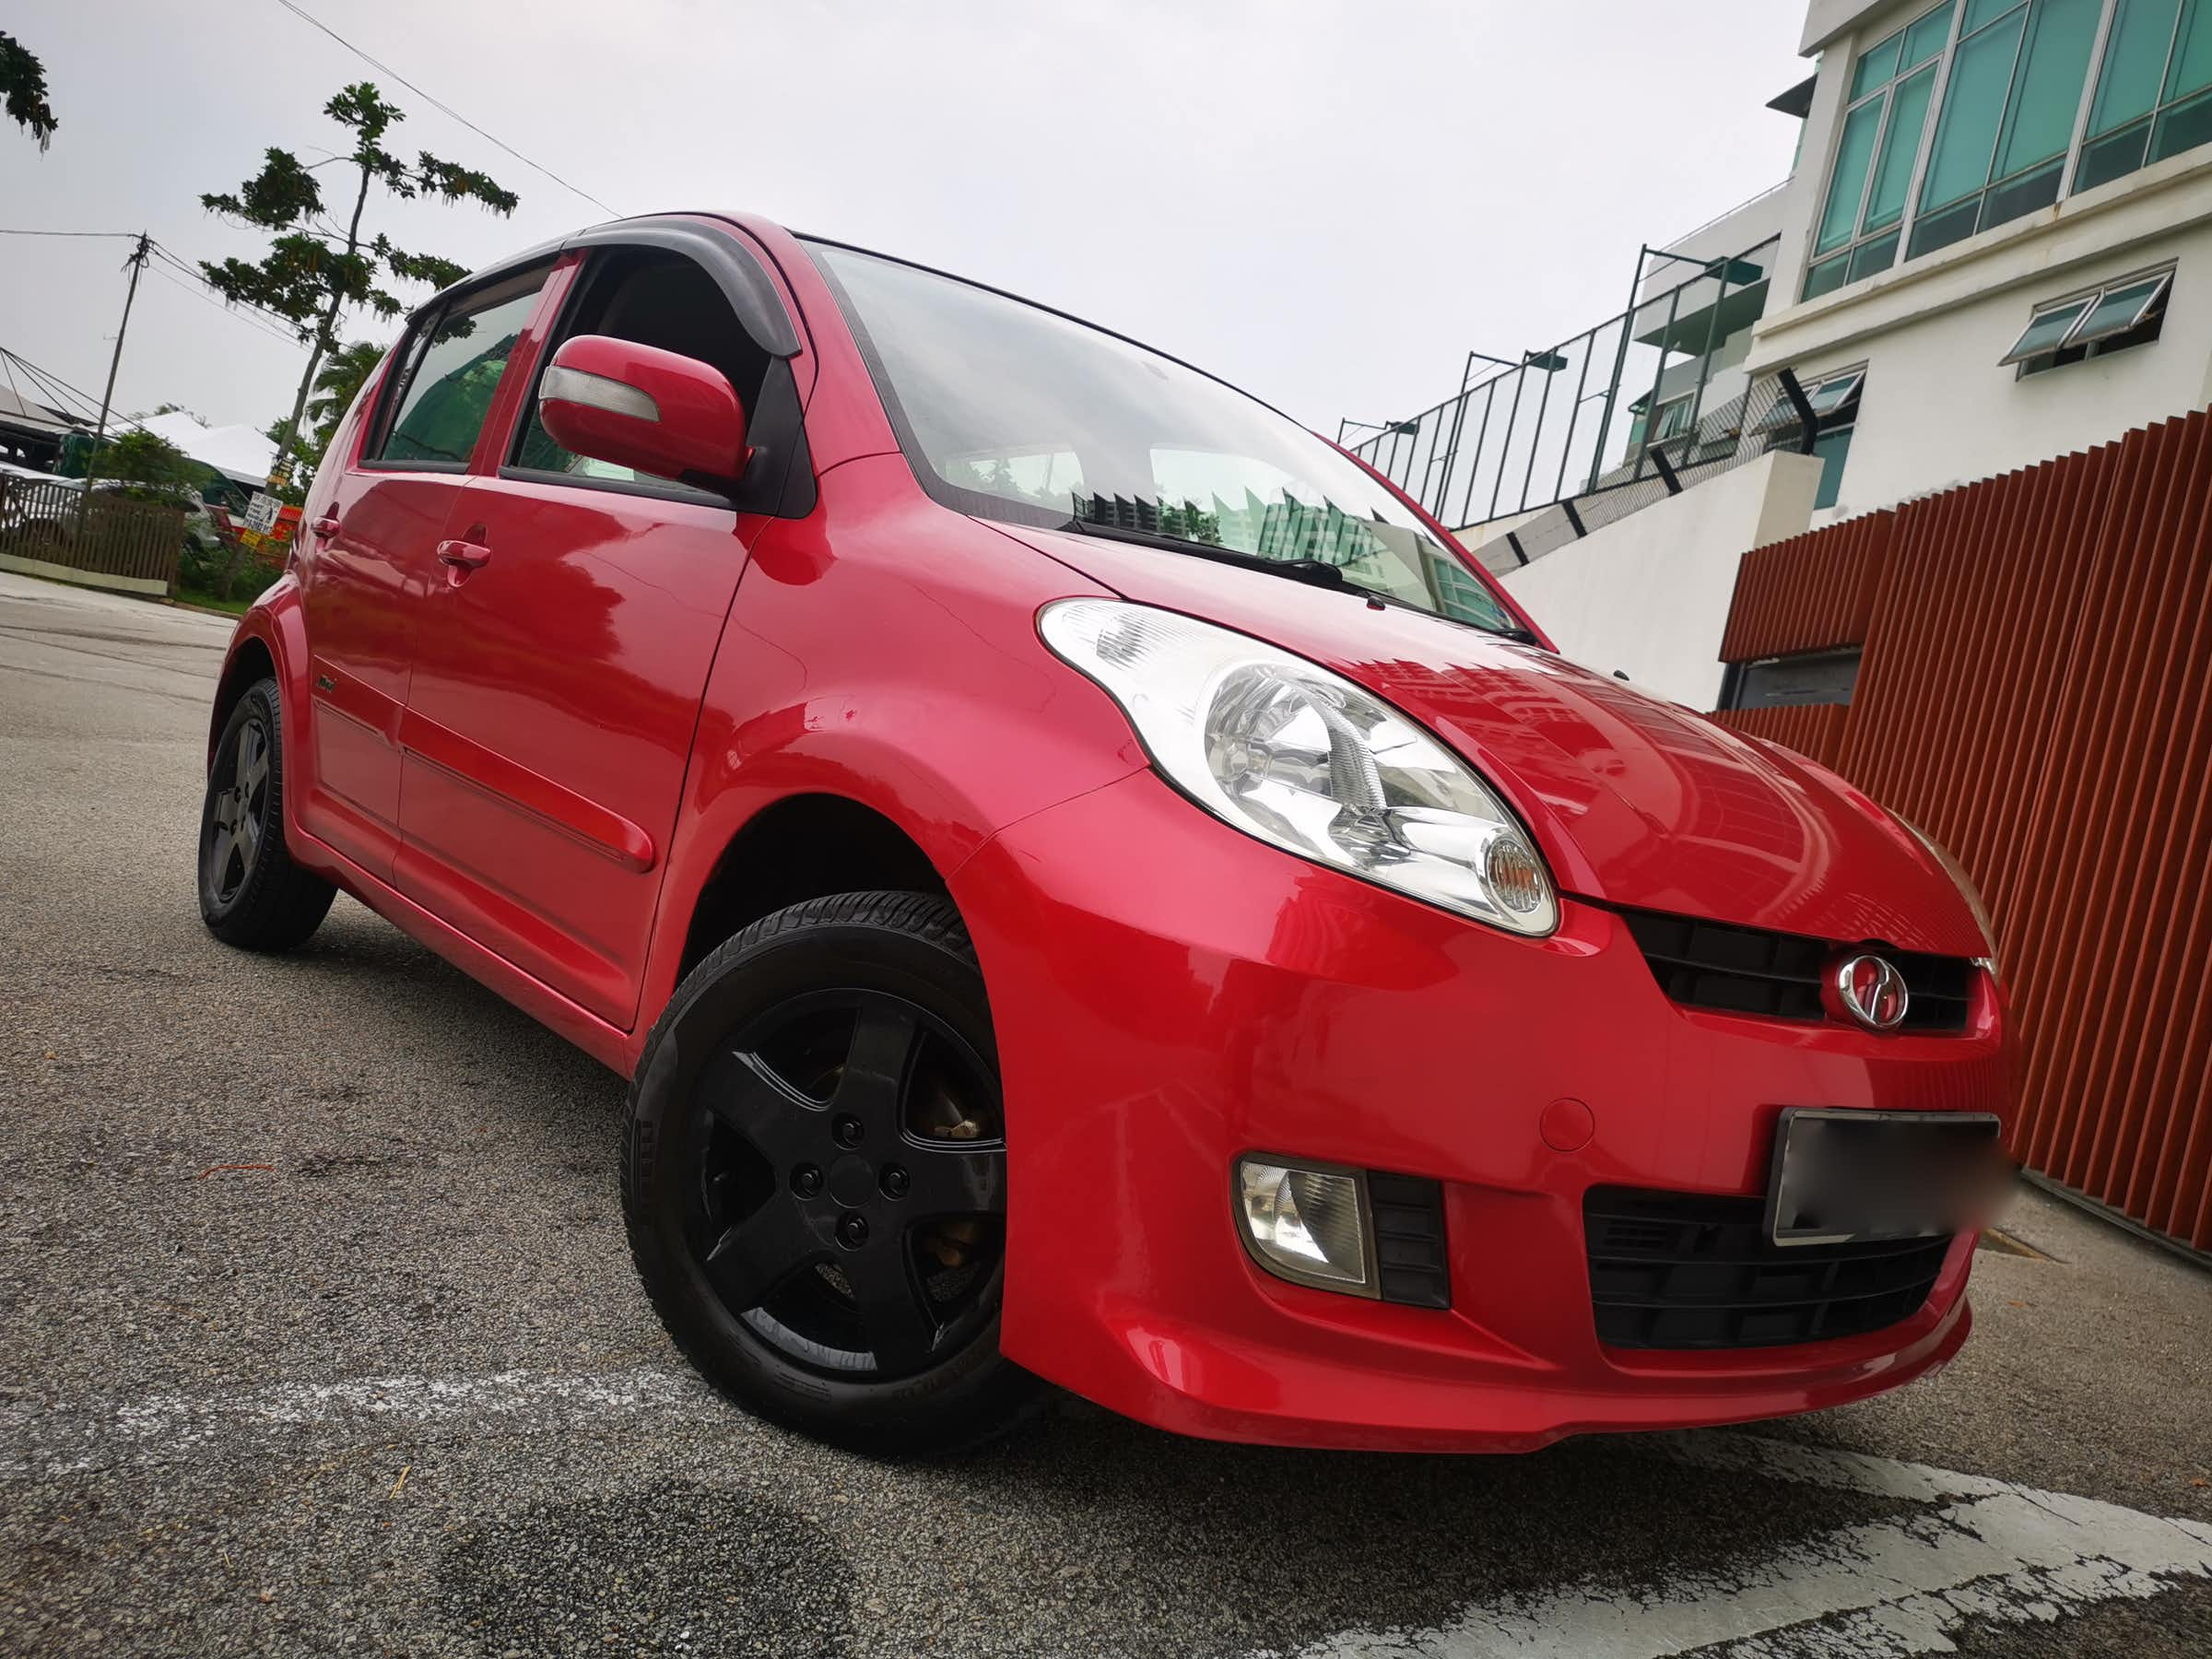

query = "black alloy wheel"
624;891;1040;1453
690;985;1006;1378
196;677;335;950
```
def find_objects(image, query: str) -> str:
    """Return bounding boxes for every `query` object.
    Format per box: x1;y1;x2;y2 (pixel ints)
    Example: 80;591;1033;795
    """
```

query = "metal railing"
1342;234;1783;535
1485;368;1821;569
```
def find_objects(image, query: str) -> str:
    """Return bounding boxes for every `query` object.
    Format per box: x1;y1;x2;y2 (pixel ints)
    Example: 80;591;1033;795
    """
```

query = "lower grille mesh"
1371;1171;1450;1310
1584;1186;1948;1349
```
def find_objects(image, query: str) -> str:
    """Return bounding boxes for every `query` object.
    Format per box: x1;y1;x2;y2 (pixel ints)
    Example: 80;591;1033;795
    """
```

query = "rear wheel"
623;891;1040;1453
196;677;335;950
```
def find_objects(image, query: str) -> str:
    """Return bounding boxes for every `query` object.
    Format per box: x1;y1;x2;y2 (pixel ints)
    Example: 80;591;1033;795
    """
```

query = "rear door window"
370;271;548;468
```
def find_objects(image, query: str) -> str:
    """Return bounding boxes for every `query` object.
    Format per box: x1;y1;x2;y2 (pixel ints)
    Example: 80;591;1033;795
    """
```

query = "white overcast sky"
1;1;1808;438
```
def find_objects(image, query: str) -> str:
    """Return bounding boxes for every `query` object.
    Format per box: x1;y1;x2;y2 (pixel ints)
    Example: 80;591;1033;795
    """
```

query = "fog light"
1235;1158;1377;1297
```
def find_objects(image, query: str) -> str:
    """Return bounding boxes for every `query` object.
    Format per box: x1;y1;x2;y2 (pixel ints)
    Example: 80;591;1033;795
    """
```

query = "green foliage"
373;237;469;290
199;79;515;596
178;556;276;612
1157;499;1223;545
263;418;317;505
198;81;517;349
102;429;202;500
201;147;321;231
1;30;57;151
306;339;385;453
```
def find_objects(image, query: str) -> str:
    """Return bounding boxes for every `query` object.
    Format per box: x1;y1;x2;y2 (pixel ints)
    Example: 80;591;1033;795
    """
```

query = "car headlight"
1900;817;1997;967
1039;598;1557;936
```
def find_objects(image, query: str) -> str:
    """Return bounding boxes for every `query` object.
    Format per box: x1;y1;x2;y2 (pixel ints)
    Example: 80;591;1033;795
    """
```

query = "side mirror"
536;335;750;486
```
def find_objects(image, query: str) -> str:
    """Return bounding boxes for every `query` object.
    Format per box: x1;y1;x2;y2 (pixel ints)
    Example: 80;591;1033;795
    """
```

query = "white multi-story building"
1352;0;2212;708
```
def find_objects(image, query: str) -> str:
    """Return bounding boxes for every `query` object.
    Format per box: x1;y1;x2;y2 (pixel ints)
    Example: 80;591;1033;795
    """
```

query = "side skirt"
292;819;637;1077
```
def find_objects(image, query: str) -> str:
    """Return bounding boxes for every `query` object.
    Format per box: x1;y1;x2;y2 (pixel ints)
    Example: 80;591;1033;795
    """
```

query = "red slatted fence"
1712;408;2212;1252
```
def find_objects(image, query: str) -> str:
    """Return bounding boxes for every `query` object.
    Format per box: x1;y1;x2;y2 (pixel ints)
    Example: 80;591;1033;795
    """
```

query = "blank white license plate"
1764;1108;2004;1248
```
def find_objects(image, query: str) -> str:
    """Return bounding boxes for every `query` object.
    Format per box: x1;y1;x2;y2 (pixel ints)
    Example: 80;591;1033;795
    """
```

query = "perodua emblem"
1837;954;1910;1031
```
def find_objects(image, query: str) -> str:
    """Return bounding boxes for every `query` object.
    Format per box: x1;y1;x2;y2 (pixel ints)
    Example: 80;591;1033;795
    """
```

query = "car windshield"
808;242;1522;636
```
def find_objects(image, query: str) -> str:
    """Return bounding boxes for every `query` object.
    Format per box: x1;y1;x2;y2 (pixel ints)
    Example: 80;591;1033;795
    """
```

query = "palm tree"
306;340;387;453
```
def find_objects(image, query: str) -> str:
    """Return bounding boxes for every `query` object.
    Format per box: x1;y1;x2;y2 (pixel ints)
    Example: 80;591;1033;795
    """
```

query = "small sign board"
243;491;282;535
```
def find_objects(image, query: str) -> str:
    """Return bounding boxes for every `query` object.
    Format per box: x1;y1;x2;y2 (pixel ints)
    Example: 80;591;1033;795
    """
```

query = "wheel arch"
207;584;308;769
673;791;952;983
208;634;277;766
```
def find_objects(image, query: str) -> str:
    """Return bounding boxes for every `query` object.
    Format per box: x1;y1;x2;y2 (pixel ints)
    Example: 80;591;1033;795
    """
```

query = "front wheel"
622;891;1041;1454
197;677;335;951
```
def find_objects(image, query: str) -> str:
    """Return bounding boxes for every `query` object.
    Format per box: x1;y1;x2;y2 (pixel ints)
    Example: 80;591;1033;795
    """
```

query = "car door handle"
311;514;341;540
435;538;492;571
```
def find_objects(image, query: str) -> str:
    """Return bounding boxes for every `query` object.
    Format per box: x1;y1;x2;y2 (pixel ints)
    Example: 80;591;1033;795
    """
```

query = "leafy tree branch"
197;80;517;594
1;30;57;150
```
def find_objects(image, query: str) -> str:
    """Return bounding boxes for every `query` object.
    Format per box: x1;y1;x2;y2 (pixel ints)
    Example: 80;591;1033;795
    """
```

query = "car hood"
1005;526;1986;956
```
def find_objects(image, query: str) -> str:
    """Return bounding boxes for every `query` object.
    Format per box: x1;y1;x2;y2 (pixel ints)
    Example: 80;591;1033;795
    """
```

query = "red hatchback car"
199;212;2012;1453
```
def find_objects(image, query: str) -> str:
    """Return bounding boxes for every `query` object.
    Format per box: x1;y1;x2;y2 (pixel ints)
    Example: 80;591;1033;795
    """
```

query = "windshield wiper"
1054;513;1542;645
1055;515;1361;593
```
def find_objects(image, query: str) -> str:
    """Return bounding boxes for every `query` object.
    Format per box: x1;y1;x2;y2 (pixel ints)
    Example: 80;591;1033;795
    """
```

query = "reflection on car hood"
1009;526;1986;956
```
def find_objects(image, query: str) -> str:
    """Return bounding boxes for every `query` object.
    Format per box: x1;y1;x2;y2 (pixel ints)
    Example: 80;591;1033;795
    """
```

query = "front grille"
1583;1186;1949;1350
1370;1171;1450;1309
1619;908;1972;1033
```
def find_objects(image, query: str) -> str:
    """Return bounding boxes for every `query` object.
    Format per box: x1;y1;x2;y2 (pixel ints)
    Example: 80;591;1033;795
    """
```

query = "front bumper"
950;769;2011;1452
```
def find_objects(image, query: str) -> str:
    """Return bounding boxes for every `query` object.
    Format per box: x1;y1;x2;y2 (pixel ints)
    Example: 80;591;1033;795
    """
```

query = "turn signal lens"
1235;1159;1375;1296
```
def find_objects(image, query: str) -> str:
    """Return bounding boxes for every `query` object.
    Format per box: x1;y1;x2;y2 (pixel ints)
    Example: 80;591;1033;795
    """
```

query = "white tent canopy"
133;412;276;487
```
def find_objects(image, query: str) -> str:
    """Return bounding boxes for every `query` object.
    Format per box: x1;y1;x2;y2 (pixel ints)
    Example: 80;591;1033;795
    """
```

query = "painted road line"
0;1366;715;1480
8;1366;2210;1657
1290;1430;2212;1659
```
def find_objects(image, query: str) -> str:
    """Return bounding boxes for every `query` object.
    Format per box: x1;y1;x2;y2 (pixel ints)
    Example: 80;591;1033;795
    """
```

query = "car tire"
623;890;1042;1455
196;677;335;951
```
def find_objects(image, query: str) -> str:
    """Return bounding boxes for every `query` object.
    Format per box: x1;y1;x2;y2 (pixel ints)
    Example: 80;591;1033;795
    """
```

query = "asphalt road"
2;568;2209;1659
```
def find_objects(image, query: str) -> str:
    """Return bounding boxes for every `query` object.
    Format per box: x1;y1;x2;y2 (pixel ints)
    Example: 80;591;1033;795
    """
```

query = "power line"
143;263;305;349
0;347;151;433
145;240;312;340
1;227;312;342
0;228;144;239
0;349;215;458
269;0;623;219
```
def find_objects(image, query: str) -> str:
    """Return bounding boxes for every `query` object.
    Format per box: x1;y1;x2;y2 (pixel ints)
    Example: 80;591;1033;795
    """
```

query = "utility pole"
74;230;151;542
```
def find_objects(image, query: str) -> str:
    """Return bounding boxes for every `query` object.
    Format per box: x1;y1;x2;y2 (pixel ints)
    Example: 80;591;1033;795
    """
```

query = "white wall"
1816;223;2212;522
1799;0;1906;54
1495;450;1826;711
1753;153;2212;523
